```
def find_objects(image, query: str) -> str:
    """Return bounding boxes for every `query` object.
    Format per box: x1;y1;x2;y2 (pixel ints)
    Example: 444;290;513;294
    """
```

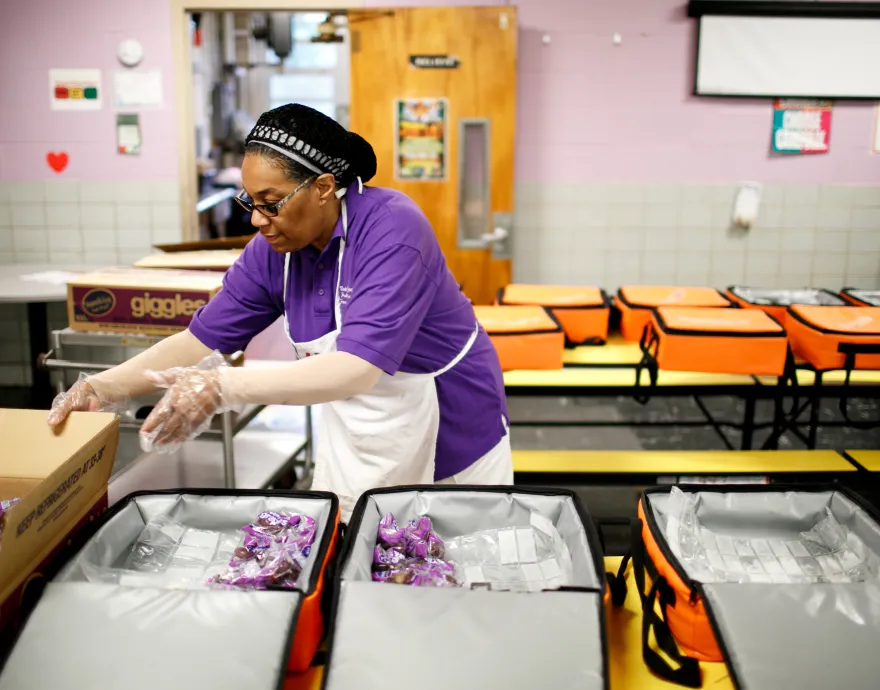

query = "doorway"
188;10;350;240
172;2;518;305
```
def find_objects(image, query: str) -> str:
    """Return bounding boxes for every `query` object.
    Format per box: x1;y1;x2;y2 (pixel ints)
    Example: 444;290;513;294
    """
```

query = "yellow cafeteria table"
512;449;857;476
283;557;732;690
505;339;880;450
844;449;880;471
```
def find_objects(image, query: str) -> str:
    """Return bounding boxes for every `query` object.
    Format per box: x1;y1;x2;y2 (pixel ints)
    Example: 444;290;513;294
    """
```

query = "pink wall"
372;0;880;184
2;0;877;184
0;0;178;181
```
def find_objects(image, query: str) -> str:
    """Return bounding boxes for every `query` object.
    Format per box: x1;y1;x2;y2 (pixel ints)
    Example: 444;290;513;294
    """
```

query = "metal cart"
40;328;314;489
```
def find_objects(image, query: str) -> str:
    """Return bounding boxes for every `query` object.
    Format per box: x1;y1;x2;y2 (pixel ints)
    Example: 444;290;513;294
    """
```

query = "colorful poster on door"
771;99;832;154
395;98;447;180
49;69;102;111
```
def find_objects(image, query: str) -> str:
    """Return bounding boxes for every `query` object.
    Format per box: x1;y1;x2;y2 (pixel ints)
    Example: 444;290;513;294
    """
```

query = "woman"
48;104;512;517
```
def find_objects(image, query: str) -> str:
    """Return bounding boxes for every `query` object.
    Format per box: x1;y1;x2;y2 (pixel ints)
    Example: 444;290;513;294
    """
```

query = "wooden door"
348;6;517;305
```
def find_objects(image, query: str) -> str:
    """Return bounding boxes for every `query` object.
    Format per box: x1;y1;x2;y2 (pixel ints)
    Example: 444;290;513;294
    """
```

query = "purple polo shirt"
188;186;508;480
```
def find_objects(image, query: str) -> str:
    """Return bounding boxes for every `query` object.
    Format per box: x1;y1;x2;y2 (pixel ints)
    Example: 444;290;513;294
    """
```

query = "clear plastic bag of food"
444;512;574;592
665;489;876;584
800;508;871;583
209;511;318;589
78;516;239;588
124;516;229;573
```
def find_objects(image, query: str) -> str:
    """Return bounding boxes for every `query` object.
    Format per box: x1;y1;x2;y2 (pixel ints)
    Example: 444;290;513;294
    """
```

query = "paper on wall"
112;70;163;109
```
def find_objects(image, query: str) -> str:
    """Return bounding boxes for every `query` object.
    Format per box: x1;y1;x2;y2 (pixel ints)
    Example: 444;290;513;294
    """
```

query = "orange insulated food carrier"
497;284;611;345
724;286;846;322
642;307;788;376
474;305;564;371
628;485;880;689
786;305;880;371
840;288;880;307
616;286;732;342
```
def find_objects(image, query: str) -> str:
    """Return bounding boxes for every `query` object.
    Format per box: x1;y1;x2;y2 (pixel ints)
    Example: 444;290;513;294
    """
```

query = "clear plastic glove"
47;373;126;427
139;352;240;454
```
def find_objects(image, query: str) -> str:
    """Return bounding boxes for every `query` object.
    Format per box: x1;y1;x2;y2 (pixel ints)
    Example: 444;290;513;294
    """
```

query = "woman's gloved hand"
139;352;240;453
47;374;125;427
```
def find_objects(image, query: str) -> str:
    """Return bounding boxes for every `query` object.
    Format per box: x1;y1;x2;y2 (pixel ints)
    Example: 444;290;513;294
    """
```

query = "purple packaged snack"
427;533;445;559
295;515;317;543
372;513;460;587
212;510;317;590
378;513;406;548
425;557;456;574
406;539;428;560
373;545;407;566
405;516;432;541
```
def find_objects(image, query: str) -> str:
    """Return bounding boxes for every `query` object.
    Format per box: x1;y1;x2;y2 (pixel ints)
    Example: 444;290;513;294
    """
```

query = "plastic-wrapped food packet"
444;513;574;591
800;508;869;582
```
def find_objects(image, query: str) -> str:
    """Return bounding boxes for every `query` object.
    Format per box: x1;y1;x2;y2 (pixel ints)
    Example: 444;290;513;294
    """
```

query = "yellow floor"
512;449;856;474
284;557;732;689
846;449;880;471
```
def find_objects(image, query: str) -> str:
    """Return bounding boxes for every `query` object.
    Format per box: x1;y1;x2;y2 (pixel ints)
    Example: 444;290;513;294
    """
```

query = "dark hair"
244;103;377;187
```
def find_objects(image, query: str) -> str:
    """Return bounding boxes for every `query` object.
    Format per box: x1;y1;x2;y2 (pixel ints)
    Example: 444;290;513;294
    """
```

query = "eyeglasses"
234;177;315;218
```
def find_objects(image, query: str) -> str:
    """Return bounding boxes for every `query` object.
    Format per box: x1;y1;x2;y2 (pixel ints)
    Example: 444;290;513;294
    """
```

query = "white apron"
282;185;479;520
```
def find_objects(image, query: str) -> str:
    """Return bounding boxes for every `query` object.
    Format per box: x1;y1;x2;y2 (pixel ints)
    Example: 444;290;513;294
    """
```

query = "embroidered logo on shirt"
338;286;353;306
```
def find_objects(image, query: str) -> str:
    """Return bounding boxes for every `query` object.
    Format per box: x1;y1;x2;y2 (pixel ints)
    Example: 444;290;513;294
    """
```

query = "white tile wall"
0;180;183;266
513;182;880;292
0;180;184;385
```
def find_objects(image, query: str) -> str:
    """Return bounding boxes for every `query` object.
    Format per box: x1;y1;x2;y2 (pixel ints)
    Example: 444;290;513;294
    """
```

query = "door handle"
480;226;509;244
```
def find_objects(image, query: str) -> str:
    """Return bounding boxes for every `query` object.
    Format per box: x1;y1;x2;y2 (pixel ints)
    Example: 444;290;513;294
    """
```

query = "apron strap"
282;252;293;343
431;321;480;378
334;197;349;327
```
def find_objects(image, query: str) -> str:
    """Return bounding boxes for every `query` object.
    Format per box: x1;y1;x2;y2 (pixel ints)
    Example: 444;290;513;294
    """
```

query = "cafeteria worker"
48;104;513;518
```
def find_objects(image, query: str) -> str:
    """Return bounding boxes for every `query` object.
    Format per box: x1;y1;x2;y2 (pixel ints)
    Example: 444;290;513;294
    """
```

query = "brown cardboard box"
154;236;254;252
67;266;224;336
133;249;242;271
0;410;118;637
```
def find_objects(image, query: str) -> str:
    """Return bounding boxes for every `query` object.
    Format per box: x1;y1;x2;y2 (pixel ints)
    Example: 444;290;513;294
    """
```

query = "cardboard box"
133;249;242;271
154;235;254;252
0;410;117;637
67;266;224;335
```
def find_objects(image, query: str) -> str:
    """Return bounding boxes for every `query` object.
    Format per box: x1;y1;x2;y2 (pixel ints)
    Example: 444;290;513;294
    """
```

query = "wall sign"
49;69;102;111
409;55;460;69
117;114;142;155
395;98;447;181
771;99;832;155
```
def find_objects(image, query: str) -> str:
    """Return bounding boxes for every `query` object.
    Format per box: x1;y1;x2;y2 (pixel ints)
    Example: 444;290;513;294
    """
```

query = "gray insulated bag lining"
323;486;609;690
0;490;338;690
643;486;880;690
842;288;880;306
728;286;847;307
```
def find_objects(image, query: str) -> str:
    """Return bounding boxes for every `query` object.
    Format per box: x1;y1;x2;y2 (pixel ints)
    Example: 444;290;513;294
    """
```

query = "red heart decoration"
47;152;69;173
